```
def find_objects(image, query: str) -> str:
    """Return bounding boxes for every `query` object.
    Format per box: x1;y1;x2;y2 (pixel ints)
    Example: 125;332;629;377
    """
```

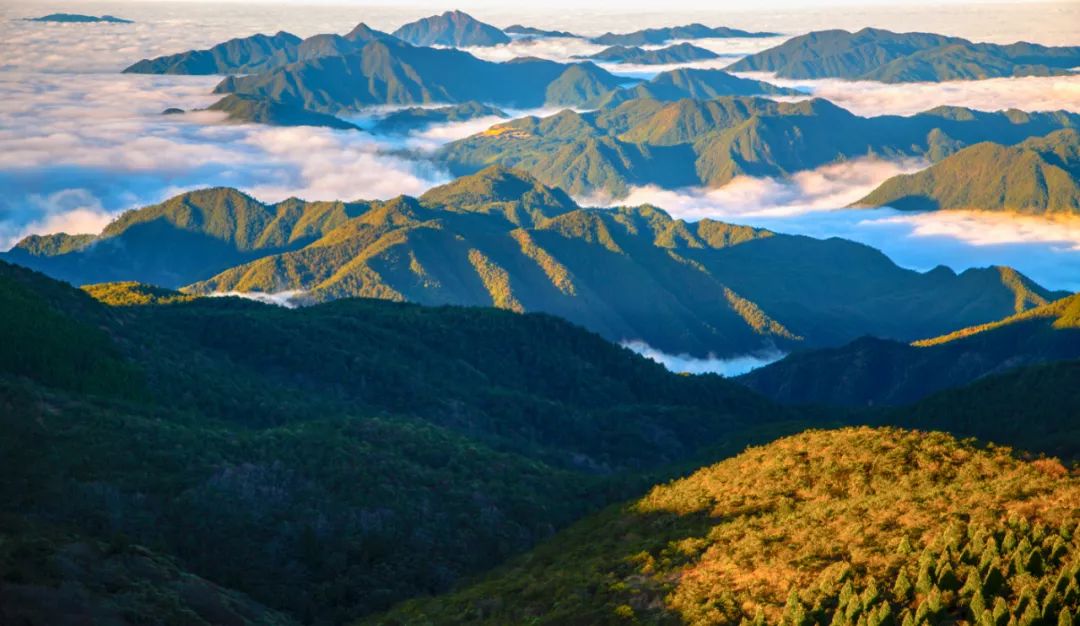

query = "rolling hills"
4;168;1064;358
727;27;1080;82
438;96;1080;196
855;129;1080;214
738;291;1080;406
369;426;1080;625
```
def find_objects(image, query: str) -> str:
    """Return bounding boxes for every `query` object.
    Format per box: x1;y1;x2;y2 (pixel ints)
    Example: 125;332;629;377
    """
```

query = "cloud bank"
737;73;1080;117
621;340;785;376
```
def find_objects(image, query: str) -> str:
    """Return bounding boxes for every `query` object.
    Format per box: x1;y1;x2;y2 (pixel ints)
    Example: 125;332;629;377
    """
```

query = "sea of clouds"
1;1;1078;314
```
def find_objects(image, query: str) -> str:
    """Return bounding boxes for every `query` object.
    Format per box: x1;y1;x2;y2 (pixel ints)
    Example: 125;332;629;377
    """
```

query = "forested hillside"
372;428;1080;625
0;260;806;623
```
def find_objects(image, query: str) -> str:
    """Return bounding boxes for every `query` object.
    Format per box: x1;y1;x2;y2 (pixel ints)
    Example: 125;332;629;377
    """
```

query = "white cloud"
735;72;1080;117
579;157;927;219
209;290;308;308
621;340;785;376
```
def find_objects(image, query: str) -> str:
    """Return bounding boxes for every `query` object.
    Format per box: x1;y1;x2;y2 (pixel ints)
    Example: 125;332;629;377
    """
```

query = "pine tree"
893;571;913;600
1059;607;1074;626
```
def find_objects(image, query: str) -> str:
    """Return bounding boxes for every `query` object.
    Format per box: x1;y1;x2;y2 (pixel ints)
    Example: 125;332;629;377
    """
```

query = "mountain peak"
419;166;578;222
391;10;510;47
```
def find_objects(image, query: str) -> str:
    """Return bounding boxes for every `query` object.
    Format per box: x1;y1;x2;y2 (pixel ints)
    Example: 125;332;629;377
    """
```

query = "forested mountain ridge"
0;258;806;623
211;38;626;111
727;27;1080;82
738;292;1080;407
2;186;373;287
438;97;1080;196
3;168;1063;358
369;427;1080;625
855;129;1080;214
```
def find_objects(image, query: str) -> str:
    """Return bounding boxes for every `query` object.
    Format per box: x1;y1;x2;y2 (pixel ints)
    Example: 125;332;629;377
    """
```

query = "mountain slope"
738;291;1080;406
178;168;1064;357
439;96;1080;196
123;31;303;74
0;259;799;623
891;358;1080;460
211;39;624;112
369;426;1080;625
579;43;720;64
2;187;372;287
391;10;510;47
591;23;777;45
5;169;1061;357
855;129;1080;214
728;27;1080;82
504;24;580;38
602;68;799;106
206;93;360;129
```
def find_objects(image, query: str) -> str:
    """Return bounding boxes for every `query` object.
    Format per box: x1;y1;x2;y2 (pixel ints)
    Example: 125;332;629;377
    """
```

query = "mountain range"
504;24;580;38
210;38;625;112
438;96;1080;196
728;27;1080;82
391;10;510;47
26;13;133;23
855;128;1080;214
577;42;720;64
590;23;777;45
123;23;395;75
5;247;1080;625
738;291;1080;406
3;168;1064;359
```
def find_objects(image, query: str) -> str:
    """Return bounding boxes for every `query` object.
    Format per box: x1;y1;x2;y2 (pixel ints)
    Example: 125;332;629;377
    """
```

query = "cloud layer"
621;340;785;376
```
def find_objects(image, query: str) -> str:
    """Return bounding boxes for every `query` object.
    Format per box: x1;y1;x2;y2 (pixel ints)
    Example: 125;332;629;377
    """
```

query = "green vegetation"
82;281;198;306
6;168;1060;358
2;187;372;287
578;43;719;65
391;10;510;47
439;97;1080;196
210;39;624;113
856;129;1080;214
890;359;1080;461
739;292;1080;407
600;69;800;107
0;259;809;623
370;427;1080;625
0;519;295;625
207;94;361;129
124;31;304;74
728;28;1080;82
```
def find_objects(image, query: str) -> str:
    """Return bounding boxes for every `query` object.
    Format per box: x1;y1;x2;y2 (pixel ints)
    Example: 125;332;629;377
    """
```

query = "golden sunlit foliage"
372;428;1080;626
